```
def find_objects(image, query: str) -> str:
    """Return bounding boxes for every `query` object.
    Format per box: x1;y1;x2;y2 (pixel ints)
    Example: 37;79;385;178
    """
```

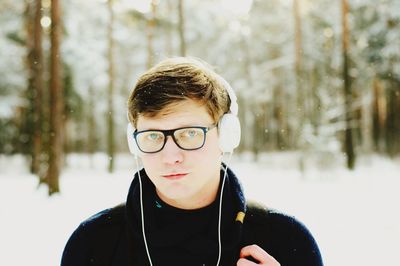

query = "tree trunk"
146;0;157;68
293;0;304;149
30;0;44;175
251;108;262;162
271;48;287;151
46;0;63;194
88;85;96;168
178;0;186;56
312;66;322;135
273;85;286;150
107;0;115;173
372;78;385;152
385;77;400;157
165;0;173;56
240;36;253;153
25;0;42;174
236;94;246;153
341;0;355;169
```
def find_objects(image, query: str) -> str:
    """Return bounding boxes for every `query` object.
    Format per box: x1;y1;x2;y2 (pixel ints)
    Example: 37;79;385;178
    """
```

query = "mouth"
161;173;189;180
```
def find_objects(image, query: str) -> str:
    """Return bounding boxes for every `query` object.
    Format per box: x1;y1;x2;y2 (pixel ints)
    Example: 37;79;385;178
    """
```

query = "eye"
184;129;199;138
147;132;162;141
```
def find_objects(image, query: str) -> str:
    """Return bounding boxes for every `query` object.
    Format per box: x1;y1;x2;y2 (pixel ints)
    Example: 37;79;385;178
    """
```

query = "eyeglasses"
133;125;217;153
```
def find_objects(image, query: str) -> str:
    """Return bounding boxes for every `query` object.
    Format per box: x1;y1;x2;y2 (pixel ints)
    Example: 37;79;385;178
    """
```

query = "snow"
0;152;399;266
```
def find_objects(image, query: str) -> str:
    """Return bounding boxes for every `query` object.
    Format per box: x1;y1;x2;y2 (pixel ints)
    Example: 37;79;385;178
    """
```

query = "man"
61;57;323;266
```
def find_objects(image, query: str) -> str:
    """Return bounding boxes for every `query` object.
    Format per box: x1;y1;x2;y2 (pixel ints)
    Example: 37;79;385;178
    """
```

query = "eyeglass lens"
136;127;206;152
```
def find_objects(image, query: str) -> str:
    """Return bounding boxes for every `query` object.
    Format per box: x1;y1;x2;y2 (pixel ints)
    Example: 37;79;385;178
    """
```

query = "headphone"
126;77;241;156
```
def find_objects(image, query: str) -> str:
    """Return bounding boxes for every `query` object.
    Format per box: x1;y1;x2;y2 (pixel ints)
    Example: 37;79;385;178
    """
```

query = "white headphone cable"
134;155;154;266
215;151;233;266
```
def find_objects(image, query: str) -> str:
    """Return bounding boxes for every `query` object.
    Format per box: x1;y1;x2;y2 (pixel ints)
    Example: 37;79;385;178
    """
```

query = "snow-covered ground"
0;152;399;266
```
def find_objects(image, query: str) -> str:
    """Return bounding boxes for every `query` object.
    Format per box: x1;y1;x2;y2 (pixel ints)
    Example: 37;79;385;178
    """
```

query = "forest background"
0;0;399;192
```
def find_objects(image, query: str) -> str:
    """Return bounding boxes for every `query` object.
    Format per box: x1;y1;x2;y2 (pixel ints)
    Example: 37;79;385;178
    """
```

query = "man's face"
136;99;222;210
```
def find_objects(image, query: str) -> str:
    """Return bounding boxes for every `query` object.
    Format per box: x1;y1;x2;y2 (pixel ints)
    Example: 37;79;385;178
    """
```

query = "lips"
161;173;188;180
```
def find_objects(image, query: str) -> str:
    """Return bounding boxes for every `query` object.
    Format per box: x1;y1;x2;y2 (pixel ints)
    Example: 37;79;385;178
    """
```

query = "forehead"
136;100;214;130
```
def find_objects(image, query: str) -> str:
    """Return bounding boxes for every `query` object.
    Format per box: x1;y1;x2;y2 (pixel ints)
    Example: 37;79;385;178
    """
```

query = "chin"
159;185;192;200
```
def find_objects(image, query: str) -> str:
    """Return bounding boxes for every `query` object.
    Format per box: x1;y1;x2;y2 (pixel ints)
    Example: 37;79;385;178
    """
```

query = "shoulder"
245;201;309;233
244;201;305;241
74;203;126;240
80;203;126;230
61;203;126;266
244;201;323;266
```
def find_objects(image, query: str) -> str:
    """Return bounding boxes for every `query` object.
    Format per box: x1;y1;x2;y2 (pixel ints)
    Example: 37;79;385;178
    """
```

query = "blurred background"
0;0;400;265
1;0;399;194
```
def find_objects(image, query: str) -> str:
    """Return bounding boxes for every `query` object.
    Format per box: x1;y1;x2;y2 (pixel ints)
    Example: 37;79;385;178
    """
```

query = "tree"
293;0;304;149
341;0;355;169
357;0;400;156
45;0;63;194
22;1;36;161
107;0;115;173
178;0;186;56
146;0;157;68
385;77;400;157
372;78;385;151
87;85;97;168
28;0;44;175
165;0;173;56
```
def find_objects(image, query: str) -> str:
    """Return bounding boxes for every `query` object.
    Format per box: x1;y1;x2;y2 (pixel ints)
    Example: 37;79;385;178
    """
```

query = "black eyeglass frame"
133;124;217;153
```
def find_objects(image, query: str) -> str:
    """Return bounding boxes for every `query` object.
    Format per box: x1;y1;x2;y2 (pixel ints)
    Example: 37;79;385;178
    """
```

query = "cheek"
197;134;222;160
206;132;222;153
140;154;160;171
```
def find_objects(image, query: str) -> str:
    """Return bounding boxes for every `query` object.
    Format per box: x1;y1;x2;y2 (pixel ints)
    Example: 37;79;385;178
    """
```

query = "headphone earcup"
127;123;140;156
218;113;241;153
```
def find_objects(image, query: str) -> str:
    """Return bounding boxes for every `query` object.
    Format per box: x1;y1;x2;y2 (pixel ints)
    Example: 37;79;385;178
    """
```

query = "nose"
161;136;184;165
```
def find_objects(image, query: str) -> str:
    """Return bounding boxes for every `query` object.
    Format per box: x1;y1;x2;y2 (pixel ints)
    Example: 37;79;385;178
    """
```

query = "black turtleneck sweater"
128;168;242;265
61;166;323;266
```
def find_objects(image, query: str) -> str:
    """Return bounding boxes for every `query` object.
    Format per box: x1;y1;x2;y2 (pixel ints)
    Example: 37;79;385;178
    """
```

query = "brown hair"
127;57;231;127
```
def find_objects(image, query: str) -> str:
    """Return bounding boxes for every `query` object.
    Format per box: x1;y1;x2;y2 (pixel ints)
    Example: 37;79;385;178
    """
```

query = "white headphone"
126;77;241;155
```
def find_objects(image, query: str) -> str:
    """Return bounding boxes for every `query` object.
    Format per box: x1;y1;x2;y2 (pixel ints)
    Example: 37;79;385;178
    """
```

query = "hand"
237;245;281;266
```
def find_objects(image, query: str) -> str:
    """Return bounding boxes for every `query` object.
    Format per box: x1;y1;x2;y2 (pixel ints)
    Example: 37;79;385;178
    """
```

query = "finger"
237;257;259;266
240;245;280;265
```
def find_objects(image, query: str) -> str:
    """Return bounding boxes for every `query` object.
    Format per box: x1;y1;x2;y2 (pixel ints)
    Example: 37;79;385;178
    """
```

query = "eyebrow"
138;124;210;131
139;120;219;131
